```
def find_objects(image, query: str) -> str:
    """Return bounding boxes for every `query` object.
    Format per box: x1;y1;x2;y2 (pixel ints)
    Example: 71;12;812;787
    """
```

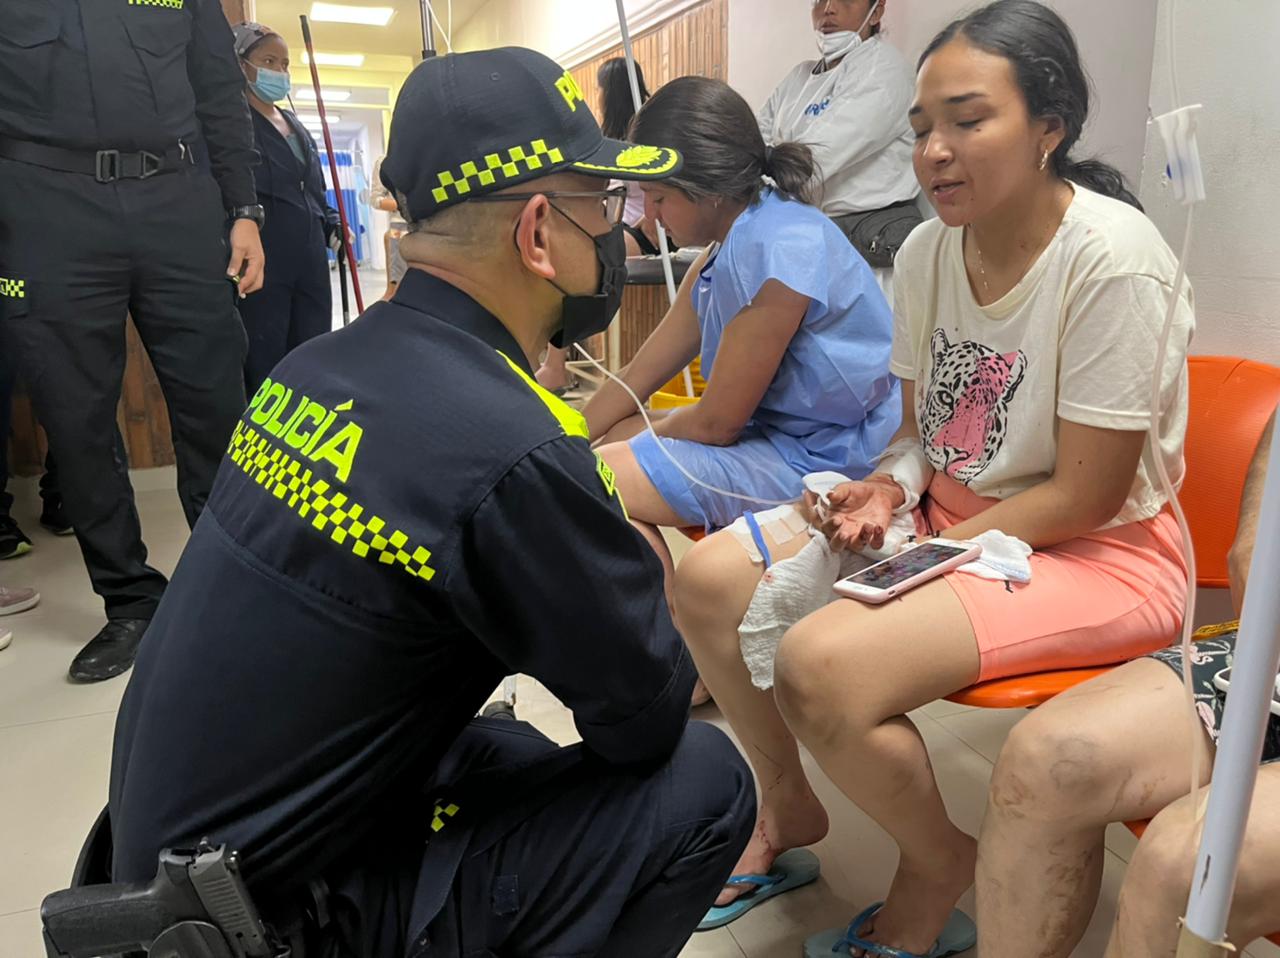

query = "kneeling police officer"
107;47;755;958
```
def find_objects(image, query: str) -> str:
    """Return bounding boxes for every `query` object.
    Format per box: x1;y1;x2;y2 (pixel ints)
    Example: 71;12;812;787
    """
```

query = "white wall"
726;0;817;113
453;0;704;61
1138;0;1280;364
881;0;1157;190
727;2;1155;189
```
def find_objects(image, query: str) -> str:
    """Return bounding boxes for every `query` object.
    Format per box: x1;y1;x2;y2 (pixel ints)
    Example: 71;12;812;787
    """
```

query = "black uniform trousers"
239;199;332;394
0;158;247;618
314;719;755;958
1;347;70;518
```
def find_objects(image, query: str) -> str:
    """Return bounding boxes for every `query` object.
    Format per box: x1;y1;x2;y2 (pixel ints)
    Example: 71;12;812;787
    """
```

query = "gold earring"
1038;149;1050;172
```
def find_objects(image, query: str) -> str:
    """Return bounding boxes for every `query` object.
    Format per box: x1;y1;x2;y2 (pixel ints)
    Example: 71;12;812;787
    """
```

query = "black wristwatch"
229;204;265;229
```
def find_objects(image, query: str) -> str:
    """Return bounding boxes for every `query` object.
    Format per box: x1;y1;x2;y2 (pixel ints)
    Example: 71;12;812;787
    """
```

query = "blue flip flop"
697;848;821;931
803;901;977;957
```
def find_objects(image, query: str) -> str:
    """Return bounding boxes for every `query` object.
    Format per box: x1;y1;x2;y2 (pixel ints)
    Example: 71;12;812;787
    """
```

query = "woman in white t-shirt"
673;2;1194;954
758;0;921;298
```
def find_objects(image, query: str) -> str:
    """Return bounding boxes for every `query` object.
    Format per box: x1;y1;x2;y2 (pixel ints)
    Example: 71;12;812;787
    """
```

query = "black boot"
69;618;150;683
40;497;74;536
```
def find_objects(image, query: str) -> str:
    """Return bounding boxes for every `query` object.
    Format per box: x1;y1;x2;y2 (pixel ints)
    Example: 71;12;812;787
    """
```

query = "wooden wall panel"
618;286;669;368
7;320;175;476
568;0;725;372
569;0;727;117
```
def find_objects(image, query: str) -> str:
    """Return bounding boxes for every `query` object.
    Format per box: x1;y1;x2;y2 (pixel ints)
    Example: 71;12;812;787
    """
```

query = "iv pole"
1178;414;1280;956
419;0;437;61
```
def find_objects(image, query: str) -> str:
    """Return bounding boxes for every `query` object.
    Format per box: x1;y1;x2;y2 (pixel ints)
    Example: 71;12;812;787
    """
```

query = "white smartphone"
833;540;982;605
1212;667;1280;717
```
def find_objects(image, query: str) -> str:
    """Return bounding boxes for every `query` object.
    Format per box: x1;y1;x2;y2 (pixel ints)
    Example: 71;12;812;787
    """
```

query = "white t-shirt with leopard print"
890;184;1195;528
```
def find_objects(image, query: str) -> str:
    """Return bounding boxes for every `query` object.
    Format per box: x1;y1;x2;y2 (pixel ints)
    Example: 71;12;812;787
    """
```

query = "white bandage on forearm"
872;437;933;514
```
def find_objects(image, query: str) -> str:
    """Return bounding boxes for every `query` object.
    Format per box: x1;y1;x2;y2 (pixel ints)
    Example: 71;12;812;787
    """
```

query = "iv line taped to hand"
572;344;795;509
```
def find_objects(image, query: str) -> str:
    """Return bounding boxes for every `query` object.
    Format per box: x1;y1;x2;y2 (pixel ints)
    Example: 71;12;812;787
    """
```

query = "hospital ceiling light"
293;88;353;102
303;51;366;67
310;3;396;26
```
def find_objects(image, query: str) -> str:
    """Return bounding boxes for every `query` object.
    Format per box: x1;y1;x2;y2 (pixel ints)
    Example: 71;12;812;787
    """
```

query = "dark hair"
631;75;815;206
597;59;650;140
919;0;1141;210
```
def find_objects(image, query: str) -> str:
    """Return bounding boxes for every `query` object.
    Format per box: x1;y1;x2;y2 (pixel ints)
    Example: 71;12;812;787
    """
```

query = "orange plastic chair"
954;358;1280;947
946;356;1280;709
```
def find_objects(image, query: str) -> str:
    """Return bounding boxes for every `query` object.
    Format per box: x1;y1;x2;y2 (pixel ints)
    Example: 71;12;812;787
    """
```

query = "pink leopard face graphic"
921;329;1027;482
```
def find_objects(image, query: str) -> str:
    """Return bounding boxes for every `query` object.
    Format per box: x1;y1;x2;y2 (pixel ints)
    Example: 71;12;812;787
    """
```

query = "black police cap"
381;47;681;221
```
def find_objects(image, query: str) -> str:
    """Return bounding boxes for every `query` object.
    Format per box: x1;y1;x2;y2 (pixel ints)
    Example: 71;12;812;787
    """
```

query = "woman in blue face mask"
231;22;343;393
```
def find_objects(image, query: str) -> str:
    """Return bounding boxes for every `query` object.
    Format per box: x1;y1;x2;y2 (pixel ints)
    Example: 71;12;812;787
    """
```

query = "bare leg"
674;527;828;905
597;439;703;703
594;411;668;448
595;438;690;592
978;658;1213;958
1107;762;1280;957
772;583;982;956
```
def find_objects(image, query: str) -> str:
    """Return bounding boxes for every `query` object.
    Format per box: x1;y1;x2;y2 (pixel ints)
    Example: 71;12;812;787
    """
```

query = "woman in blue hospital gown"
585;76;900;581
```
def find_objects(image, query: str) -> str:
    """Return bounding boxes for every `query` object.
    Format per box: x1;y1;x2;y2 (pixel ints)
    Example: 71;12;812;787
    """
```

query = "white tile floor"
0;474;1276;958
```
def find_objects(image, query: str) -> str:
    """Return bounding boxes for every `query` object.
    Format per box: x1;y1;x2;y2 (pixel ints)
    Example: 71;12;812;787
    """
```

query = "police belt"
0;137;192;183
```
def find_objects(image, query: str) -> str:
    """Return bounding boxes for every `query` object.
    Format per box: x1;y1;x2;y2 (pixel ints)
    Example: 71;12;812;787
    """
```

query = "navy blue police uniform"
0;0;254;670
108;47;754;958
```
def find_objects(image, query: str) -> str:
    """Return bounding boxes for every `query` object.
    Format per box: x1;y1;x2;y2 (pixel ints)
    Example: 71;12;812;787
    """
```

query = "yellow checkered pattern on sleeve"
227;423;437;582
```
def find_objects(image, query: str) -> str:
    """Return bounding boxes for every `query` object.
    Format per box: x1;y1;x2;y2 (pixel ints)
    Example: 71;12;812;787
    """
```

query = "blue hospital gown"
629;188;900;529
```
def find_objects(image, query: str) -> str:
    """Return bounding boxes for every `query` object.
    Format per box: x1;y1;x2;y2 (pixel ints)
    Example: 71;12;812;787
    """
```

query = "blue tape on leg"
744;511;773;569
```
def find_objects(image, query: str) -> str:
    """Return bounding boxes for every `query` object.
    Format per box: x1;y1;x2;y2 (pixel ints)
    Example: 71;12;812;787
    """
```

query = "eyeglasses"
470;186;629;226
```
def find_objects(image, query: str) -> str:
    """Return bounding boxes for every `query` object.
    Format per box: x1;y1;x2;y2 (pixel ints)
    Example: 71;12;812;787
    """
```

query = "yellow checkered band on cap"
431;140;565;206
0;277;25;299
128;0;184;7
227;423;437;582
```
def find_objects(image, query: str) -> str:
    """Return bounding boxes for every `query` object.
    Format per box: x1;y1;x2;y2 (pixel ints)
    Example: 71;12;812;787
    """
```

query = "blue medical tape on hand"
743;511;773;570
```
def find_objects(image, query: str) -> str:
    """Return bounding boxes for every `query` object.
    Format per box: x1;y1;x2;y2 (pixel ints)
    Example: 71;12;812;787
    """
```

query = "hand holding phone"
833;540;982;604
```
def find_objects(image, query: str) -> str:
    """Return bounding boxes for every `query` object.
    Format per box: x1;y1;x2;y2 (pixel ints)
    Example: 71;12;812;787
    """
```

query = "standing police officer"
0;0;262;682
109;48;754;957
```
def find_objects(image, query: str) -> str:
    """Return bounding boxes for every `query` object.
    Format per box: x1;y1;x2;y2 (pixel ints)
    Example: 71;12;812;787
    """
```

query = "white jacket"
758;36;919;216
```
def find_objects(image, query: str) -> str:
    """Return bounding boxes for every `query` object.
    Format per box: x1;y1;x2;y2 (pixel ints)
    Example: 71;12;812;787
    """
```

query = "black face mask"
545;206;629;349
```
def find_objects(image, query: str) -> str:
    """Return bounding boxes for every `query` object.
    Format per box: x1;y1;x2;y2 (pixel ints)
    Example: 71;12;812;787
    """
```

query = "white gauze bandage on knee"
739;536;859;689
874;437;933;514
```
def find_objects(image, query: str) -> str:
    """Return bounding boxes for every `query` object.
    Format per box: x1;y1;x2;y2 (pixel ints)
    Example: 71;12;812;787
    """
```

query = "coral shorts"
923;474;1188;683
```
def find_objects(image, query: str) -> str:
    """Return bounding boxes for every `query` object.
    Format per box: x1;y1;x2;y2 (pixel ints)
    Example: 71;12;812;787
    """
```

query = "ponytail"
763;141;816;205
1057;157;1142;211
633;76;817;207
